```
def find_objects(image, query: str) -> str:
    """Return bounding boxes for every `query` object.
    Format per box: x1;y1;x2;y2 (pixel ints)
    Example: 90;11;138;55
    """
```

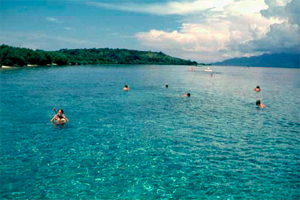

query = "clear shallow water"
1;65;299;199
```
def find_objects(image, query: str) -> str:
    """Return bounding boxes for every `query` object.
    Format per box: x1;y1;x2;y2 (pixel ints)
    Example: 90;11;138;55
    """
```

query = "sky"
0;0;299;62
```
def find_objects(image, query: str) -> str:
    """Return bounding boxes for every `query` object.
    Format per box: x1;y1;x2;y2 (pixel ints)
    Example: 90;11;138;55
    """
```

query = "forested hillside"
0;45;197;67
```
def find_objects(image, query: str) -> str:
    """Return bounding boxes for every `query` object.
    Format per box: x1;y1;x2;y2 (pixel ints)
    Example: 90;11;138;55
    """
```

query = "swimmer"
51;108;69;123
254;86;261;92
165;84;168;88
123;84;129;91
210;74;213;77
189;68;194;71
184;93;191;97
256;99;265;108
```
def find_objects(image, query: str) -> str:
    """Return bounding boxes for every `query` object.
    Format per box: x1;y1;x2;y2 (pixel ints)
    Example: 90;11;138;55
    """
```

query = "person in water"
165;84;168;88
256;99;265;108
123;84;129;91
51;109;69;122
254;86;261;92
184;93;191;97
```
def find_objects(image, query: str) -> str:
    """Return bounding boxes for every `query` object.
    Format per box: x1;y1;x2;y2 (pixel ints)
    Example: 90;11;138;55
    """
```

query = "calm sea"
1;65;299;199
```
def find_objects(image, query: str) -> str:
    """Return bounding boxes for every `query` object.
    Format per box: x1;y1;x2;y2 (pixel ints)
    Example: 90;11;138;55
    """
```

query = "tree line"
0;45;198;67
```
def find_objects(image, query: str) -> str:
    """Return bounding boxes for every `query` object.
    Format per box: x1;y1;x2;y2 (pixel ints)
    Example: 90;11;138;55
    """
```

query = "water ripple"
1;65;299;199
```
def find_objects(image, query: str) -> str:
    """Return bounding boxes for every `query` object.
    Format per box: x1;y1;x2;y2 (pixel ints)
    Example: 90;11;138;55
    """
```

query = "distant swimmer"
123;84;129;91
256;99;265;108
210;74;213;77
184;93;191;97
254;86;261;92
51;108;69;124
165;84;169;88
189;68;194;71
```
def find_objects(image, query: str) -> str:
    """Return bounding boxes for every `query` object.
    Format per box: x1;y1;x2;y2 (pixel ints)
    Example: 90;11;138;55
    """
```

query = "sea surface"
1;65;299;199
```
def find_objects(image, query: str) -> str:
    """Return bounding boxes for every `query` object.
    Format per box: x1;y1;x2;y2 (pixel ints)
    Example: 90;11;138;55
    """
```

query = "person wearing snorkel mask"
51;108;69;123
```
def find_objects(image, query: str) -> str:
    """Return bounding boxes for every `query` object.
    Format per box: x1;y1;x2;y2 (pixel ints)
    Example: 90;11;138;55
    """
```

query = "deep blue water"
1;65;299;199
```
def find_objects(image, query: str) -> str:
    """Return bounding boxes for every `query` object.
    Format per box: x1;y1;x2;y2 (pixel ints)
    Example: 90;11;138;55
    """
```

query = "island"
0;44;198;67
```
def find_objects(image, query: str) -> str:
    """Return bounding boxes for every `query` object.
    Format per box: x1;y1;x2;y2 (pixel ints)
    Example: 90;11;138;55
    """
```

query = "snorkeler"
123;84;129;91
51;108;69;123
254;86;261;92
184;93;191;97
256;99;265;108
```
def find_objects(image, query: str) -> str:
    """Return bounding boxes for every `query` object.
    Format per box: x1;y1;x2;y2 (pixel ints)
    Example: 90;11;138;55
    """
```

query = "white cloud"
261;0;300;26
285;0;300;25
40;0;300;62
225;0;269;14
87;0;234;15
247;22;300;53
136;23;227;53
45;17;62;23
134;0;284;62
133;0;299;62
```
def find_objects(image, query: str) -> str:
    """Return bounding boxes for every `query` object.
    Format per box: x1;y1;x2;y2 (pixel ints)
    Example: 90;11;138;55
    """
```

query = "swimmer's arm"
50;115;57;122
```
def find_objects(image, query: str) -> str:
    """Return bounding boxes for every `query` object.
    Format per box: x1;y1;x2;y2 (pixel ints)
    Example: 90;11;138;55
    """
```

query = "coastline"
1;65;19;69
0;44;198;67
1;63;201;69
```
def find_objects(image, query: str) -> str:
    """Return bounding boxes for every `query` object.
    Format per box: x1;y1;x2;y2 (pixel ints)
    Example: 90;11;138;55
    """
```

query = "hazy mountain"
212;53;300;68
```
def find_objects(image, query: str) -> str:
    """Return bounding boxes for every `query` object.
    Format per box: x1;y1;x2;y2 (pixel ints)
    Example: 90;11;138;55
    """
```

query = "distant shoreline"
211;53;300;68
1;63;206;69
0;44;198;67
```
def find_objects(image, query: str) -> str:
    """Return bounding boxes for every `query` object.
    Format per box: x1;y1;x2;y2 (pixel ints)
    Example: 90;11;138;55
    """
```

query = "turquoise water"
1;65;299;199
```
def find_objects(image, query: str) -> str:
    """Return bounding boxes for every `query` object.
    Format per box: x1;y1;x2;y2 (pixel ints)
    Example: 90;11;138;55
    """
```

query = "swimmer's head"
57;109;64;114
256;99;261;105
165;84;168;88
185;93;191;97
256;86;260;89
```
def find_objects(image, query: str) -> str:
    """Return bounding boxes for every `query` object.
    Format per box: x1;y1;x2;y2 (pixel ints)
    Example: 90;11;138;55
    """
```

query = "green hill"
0;44;197;67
